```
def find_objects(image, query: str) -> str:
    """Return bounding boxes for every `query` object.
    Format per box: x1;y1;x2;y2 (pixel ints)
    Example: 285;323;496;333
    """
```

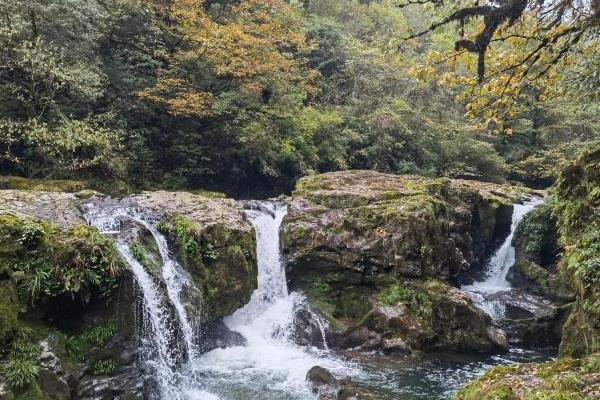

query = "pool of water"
185;345;556;400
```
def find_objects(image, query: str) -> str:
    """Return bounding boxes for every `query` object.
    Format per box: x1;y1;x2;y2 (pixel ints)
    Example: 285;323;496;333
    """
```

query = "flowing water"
190;202;358;399
461;197;545;319
84;205;212;399
85;199;554;400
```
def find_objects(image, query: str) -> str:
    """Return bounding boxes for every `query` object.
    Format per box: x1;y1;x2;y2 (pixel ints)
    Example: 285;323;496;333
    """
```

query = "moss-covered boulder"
551;146;600;357
310;276;507;353
283;171;533;353
454;353;600;400
509;203;573;302
126;191;258;322
283;171;533;280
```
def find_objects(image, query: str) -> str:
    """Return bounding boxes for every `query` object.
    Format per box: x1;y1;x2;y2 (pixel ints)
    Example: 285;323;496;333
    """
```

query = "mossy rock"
0;176;87;193
455;353;600;400
0;213;125;305
0;281;19;345
158;213;257;322
284;170;534;283
299;270;507;353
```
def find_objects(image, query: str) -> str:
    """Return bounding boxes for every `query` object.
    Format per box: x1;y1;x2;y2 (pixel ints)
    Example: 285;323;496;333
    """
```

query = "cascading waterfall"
84;205;211;399
461;197;544;319
192;201;357;400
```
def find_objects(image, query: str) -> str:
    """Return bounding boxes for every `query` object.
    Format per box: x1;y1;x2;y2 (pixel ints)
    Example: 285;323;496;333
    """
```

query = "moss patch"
158;213;257;321
0;213;125;304
0;176;87;192
454;354;600;400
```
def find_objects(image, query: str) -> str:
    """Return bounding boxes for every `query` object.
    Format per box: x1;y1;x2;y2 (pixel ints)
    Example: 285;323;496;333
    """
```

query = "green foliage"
0;331;42;390
130;242;149;265
2;0;589;195
93;359;118;376
81;324;116;347
1;358;40;389
64;324;116;361
158;214;219;265
0;213;125;303
379;284;415;306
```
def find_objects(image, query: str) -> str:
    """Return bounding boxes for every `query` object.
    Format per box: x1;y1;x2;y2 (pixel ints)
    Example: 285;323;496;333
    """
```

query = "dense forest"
1;0;598;196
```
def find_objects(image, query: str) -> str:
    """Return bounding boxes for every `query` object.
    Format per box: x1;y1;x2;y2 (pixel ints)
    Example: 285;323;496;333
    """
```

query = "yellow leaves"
138;77;214;118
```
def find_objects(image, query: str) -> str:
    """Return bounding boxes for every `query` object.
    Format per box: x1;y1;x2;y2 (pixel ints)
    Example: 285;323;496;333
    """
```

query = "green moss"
0;176;87;192
456;353;600;400
0;213;125;304
378;284;415;306
157;213;257;321
0;281;19;344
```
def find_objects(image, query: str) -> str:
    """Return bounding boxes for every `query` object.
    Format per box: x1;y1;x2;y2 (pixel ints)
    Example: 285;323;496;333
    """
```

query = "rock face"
508;203;573;302
283;171;530;279
0;186;258;400
282;171;534;353
306;366;384;400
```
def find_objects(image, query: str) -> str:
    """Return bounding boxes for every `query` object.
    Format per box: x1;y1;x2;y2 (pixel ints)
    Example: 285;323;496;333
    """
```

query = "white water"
85;206;202;399
116;243;181;399
461;197;544;319
191;202;358;400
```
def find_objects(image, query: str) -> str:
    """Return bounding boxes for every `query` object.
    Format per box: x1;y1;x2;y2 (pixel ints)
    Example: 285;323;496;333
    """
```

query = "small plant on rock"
93;359;118;375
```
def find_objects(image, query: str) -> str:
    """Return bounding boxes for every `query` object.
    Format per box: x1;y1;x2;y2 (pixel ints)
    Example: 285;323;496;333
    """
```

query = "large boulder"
130;191;258;322
283;171;532;280
282;171;534;353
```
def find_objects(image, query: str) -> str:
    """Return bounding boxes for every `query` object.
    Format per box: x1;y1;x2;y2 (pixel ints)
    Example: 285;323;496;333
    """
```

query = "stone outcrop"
282;170;536;353
0;186;258;400
306;366;384;400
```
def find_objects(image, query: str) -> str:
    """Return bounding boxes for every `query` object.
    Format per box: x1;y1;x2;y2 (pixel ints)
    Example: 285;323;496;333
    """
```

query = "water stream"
84;206;210;399
461;197;545;319
191;202;356;399
84;198;554;400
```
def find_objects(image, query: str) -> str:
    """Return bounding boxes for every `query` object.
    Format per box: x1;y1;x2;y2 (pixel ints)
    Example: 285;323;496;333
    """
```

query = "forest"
1;0;598;196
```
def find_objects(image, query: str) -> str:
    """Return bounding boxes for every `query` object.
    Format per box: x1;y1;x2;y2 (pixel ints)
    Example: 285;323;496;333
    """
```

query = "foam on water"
192;202;359;399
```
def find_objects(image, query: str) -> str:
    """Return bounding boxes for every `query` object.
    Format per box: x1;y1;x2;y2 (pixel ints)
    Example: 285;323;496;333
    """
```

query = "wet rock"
306;366;385;400
283;171;534;281
307;366;338;399
509;203;574;303
289;307;330;349
501;303;573;346
282;171;532;354
198;320;247;353
381;337;411;355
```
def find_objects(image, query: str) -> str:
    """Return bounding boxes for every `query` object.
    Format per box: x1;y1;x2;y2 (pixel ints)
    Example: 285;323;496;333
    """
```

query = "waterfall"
114;243;180;399
192;201;356;399
84;205;203;399
461;197;544;319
